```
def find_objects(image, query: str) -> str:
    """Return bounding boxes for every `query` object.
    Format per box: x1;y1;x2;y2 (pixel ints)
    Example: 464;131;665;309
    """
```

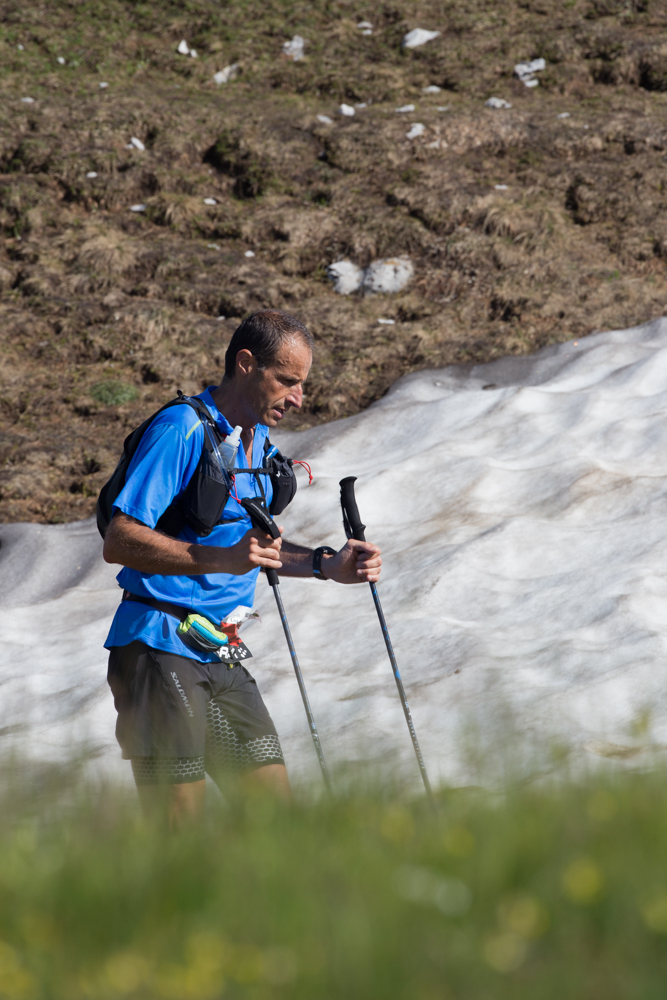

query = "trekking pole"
339;477;435;810
241;497;332;793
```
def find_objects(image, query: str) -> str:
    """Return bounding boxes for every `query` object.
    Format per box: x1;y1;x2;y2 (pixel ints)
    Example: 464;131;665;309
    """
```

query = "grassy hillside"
2;0;667;521
2;765;667;999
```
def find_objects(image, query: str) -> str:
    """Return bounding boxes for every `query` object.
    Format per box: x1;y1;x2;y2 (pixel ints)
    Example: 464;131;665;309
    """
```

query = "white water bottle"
218;425;242;471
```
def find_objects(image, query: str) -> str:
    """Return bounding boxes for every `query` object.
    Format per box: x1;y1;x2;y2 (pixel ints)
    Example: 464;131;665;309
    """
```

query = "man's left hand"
323;539;382;584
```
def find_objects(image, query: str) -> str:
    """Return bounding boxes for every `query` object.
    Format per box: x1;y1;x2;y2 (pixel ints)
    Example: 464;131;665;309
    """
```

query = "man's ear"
235;349;255;378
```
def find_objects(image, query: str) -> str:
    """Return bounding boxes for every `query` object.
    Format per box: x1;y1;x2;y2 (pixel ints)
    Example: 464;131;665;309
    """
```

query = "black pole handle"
339;477;366;542
241;497;281;587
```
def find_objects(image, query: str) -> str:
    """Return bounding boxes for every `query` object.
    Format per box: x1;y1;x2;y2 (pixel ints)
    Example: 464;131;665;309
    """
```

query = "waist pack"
96;392;296;539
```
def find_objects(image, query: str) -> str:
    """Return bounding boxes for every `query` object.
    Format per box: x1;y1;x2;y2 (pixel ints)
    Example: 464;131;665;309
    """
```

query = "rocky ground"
2;0;667;522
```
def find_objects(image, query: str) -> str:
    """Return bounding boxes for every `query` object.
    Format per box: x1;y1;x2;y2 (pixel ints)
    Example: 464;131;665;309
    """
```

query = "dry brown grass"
2;0;667;520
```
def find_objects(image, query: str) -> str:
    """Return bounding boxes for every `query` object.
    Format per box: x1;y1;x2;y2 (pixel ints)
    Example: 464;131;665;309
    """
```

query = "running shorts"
107;640;285;785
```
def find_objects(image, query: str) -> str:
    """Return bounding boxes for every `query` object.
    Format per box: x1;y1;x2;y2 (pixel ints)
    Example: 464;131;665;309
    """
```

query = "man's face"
244;337;312;427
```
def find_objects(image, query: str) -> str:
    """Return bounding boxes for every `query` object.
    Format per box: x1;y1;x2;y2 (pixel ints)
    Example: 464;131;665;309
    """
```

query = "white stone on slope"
327;260;364;294
403;29;440;49
213;64;239;85
5;320;667;791
177;39;190;55
363;257;414;293
283;35;305;61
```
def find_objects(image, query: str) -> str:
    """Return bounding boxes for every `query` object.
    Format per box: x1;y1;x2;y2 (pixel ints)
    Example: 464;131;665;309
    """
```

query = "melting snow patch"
316;114;333;125
244;250;256;258
283;35;305;61
99;82;109;89
557;112;571;118
495;184;508;190
338;103;355;117
406;123;425;140
514;57;546;87
363;257;414;294
213;64;239;85
423;85;441;93
86;171;98;179
377;318;395;325
437;106;450;111
327;260;364;295
396;104;415;113
486;97;512;109
208;244;221;250
403;28;440;49
190;49;197;59
355;102;367;109
129;204;146;213
177;39;190;55
56;56;65;65
20;97;35;104
17;44;24;51
203;198;217;205
128;137;145;151
10;320;667;788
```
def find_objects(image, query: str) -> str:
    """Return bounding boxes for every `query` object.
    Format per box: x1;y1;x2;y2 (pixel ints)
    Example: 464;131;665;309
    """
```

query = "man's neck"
210;381;257;459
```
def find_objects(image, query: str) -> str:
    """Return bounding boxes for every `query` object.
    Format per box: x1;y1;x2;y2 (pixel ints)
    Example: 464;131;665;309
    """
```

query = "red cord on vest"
229;475;242;504
292;460;313;485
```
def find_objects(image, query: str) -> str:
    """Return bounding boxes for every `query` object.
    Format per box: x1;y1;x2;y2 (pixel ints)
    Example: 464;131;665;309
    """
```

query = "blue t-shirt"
104;387;273;661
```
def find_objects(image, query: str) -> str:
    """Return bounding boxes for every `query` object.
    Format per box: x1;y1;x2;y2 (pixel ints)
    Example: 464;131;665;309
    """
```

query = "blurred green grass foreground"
1;766;667;999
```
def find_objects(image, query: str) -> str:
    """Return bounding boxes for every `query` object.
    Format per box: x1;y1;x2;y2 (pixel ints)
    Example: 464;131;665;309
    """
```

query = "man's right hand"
221;527;283;576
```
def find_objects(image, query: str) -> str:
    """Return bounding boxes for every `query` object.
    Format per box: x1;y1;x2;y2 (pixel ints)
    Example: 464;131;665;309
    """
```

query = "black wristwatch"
313;546;337;580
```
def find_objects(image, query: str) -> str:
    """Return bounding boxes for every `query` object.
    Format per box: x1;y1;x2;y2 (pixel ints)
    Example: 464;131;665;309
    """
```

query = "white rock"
396;104;415;113
524;78;539;88
190;49;198;59
363;257;414;294
423;85;441;94
203;198;217;205
316;114;333;125
514;57;546;79
283;35;305;61
213;64;239;85
208;244;221;250
86;171;98;179
426;139;441;149
486;96;512;109
494;184;508;190
403;28;440;49
338;103;355;117
557;112;571;118
130;137;145;151
377;318;395;325
177;39;190;55
436;106;450;111
360;28;373;35
358;21;372;29
129;204;146;212
57;56;65;65
244;250;256;258
406;123;425;140
327;260;364;295
216;315;225;320
355;102;367;109
17;44;24;51
99;82;109;89
20;97;35;104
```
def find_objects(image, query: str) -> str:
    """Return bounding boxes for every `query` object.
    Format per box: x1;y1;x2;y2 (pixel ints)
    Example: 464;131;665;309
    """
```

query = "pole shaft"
369;582;435;808
271;583;332;792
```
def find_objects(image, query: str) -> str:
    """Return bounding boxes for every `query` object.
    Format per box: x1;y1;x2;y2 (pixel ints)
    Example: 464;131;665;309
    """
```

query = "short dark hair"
224;310;314;379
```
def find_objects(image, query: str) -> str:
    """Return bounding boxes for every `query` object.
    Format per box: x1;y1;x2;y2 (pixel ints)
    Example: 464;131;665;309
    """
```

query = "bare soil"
2;0;667;522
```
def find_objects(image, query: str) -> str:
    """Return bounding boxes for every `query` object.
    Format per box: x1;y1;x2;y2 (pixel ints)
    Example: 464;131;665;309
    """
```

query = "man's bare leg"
137;779;206;830
241;764;292;802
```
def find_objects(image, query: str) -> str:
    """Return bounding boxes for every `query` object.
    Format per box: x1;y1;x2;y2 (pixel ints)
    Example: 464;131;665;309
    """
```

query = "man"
103;309;382;826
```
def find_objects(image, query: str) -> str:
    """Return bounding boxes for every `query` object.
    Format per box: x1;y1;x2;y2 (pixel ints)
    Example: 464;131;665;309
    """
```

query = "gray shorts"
107;641;285;785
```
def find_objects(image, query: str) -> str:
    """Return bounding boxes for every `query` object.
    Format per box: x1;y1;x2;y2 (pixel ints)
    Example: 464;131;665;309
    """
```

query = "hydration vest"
96;392;297;540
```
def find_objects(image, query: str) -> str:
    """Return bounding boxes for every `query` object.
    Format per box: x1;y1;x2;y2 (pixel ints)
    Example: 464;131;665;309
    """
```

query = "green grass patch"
90;380;139;406
1;767;667;998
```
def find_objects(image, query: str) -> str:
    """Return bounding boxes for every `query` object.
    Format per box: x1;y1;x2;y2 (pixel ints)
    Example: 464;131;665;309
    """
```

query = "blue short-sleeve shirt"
104;387;273;661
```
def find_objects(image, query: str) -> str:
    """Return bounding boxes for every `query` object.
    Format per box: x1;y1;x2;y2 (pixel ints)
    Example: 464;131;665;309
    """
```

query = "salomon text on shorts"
107;641;285;785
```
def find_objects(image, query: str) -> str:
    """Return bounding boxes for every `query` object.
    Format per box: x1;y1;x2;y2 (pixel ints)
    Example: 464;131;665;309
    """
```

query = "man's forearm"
279;540;333;578
103;514;229;575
